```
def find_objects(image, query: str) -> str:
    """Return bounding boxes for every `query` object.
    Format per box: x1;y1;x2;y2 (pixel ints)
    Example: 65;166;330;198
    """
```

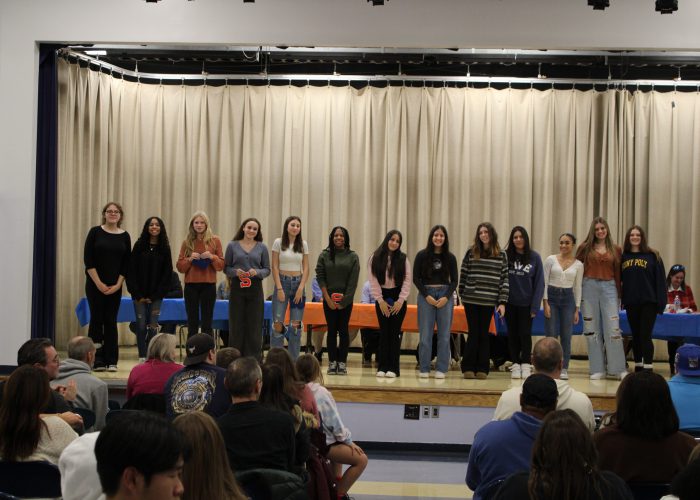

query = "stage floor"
80;346;674;412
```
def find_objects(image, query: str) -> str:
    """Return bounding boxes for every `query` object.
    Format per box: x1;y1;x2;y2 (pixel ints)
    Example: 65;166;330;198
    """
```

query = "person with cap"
466;373;558;500
164;333;230;418
668;343;700;431
493;337;596;431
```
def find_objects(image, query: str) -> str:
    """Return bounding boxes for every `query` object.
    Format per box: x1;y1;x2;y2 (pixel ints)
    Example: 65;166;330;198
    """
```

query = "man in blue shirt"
668;343;700;431
466;374;558;500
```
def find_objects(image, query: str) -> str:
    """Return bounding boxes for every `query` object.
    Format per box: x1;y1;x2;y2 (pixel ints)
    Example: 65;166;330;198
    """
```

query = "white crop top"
271;238;309;272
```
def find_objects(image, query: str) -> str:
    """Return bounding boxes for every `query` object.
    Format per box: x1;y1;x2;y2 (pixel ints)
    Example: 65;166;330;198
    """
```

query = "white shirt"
271;237;309;272
543;254;584;306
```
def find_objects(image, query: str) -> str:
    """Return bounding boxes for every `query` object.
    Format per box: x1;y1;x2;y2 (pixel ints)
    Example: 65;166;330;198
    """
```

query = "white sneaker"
560;369;569;380
434;371;446;379
618;371;628;381
521;363;532;378
510;363;521;379
419;372;429;379
590;372;605;380
376;371;386;378
107;365;118;372
138;357;146;363
385;371;397;378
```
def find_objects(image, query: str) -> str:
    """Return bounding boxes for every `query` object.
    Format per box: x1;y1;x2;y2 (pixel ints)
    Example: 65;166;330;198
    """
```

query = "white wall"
2;0;700;364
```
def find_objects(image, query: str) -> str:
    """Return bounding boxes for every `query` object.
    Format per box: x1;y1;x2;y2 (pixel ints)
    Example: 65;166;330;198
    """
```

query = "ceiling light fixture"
655;0;678;13
367;0;385;5
587;0;610;10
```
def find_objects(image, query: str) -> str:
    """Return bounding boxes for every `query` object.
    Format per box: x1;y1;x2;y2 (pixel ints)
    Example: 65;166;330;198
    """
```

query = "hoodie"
466;411;542;500
52;358;109;431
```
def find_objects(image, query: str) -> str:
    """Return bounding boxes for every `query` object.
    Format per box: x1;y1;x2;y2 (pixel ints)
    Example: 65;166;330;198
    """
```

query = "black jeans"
86;279;121;366
375;287;406;375
626;302;658;365
229;278;265;360
461;304;494;374
361;328;380;361
505;304;533;365
323;302;353;363
184;282;216;336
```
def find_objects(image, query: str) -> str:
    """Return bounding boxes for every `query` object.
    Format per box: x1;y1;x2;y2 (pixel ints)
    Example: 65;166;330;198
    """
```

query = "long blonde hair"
173;412;246;500
183;211;215;257
577;216;616;262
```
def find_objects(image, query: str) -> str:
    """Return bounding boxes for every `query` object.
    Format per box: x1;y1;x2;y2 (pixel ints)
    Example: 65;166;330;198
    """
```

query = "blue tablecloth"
75;297;272;330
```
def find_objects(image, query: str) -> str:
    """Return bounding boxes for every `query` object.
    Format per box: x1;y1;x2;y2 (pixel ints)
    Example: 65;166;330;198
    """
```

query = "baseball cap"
522;373;558;409
675;343;700;377
184;333;215;366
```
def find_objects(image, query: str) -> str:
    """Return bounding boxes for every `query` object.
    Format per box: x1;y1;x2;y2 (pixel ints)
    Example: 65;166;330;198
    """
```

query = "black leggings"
375;287;407;375
86;279;121;366
184;282;216;336
461;304;495;374
505;304;533;365
323;302;353;363
626;303;658;365
229;278;264;360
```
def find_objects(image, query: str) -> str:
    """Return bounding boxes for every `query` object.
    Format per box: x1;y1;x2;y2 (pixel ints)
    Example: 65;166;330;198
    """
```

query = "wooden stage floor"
82;346;674;413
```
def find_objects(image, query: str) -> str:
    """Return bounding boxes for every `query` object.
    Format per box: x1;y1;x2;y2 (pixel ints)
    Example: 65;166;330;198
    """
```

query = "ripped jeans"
581;278;626;375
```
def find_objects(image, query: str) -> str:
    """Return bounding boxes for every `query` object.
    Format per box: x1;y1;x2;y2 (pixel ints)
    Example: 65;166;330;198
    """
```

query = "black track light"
655;0;678;14
587;0;609;10
368;0;385;5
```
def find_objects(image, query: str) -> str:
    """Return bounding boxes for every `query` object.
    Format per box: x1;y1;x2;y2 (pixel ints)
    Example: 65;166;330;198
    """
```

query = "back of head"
95;411;186;497
259;364;294;413
67;336;95;362
264;347;302;397
225;357;262;398
216;347;241;370
172;412;244;500
529;409;600;500
615;370;678;439
520;373;558;416
295;353;322;384
531;337;563;375
147;333;177;363
17;338;53;366
675;343;700;377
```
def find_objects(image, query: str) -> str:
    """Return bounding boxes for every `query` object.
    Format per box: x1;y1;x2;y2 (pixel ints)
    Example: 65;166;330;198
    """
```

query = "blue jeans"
417;285;453;373
270;274;306;360
581;278;626;375
132;299;162;358
544;286;576;369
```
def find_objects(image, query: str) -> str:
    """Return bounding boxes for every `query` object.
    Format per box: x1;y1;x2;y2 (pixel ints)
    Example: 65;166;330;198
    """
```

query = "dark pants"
505;304;533;365
375;287;406;375
361;328;380;361
461;304;494;374
626;303;658;365
229;278;264;361
86;279;121;366
184;282;216;336
323;302;353;363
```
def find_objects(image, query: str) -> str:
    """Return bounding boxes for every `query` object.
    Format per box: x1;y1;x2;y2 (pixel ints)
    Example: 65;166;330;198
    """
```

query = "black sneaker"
327;361;338;375
314;350;323;364
337;362;347;375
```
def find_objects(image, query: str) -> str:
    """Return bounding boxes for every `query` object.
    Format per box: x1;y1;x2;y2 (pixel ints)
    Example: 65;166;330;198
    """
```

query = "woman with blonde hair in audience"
173;411;246;500
126;333;183;400
0;366;77;464
576;216;626;380
176;210;224;337
296;353;368;498
494;409;632;500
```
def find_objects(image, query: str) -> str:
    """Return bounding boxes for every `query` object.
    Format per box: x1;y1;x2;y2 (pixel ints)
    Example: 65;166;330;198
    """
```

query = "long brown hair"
623;224;660;259
296;353;324;385
173;412;246;500
264;347;305;400
528;409;603;500
0;366;51;461
183;211;215;257
280;216;304;253
577;216;616;261
471;222;501;259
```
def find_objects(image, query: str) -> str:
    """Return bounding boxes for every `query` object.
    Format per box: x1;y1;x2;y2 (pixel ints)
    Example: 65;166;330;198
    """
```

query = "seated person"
59;432;104;500
665;264;697;374
164;333;229;418
594;371;696;482
216;347;242;370
494;337;595;431
52;336;109;430
127;333;183;401
466;374;558;500
217;357;297;473
668;343;700;431
94;411;186;499
0;366;78;464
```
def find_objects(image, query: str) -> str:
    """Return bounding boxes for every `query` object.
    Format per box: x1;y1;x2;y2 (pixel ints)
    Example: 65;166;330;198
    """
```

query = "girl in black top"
126;217;173;361
620;225;666;372
84;202;131;371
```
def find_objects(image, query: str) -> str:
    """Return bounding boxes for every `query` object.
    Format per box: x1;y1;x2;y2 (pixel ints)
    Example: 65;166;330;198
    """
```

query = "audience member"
173;411;246;500
668;343;700;431
493;410;633;500
95;411;186;500
493;337;595;431
217;357;297;473
52;336;109;430
296;353;368;498
165;333;229;418
265;347;319;422
594;371;696;482
127;333;183;400
0;366;78;464
665;264;697;374
59;432;105;500
466;373;558;500
663;446;700;500
216;347;242;370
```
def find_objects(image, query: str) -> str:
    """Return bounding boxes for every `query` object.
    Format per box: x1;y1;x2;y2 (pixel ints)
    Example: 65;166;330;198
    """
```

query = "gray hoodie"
52;358;109;431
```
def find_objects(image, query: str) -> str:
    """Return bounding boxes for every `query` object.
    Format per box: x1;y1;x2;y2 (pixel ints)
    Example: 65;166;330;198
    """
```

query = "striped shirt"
458;249;509;306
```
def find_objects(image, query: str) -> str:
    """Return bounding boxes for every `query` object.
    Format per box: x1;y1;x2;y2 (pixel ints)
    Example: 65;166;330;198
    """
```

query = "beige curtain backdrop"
57;59;700;356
